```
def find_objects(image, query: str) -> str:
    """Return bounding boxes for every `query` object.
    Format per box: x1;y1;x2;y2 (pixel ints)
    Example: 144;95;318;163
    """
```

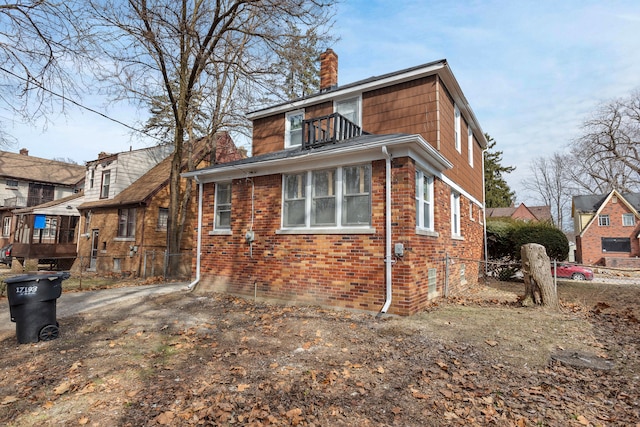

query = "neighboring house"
11;192;84;269
486;203;552;222
573;190;640;267
184;49;487;316
0;148;85;255
76;134;242;276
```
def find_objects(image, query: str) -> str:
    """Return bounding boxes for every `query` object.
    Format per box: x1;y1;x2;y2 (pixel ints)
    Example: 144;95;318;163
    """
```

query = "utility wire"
0;66;164;142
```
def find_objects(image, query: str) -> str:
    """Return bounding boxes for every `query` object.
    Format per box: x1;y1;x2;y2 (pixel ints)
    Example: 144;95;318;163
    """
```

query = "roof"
0;150;85;186
573;192;640;213
13;191;84;215
247;59;487;149
79;133;241;210
485;204;553;221
183;133;453;184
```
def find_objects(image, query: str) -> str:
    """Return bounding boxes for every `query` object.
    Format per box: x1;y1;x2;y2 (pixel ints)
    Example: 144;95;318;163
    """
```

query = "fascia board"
184;135;452;184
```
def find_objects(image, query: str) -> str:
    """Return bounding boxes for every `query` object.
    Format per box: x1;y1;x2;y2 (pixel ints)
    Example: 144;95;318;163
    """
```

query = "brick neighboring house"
486;203;552;222
184;50;488;316
76;134;242;277
573;190;640;267
0;148;85;263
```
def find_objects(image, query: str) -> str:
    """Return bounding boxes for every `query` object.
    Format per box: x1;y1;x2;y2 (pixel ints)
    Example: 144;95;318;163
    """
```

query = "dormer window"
100;170;111;199
285;110;304;148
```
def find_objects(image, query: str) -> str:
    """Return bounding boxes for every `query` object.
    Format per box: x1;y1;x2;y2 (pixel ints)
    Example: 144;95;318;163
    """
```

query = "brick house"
573;190;640;267
75;134;242;277
486;203;552;222
184;50;487;316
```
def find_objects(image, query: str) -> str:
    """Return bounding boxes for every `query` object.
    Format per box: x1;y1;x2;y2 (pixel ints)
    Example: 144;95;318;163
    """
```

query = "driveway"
0;282;188;336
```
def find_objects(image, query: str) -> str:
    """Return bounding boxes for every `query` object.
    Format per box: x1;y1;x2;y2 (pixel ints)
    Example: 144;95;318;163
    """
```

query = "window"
312;170;336;225
2;217;10;237
454;104;461;153
415;170;434;230
214;182;231;229
602;237;631;253
451;191;461;237
343;165;371;225
470;203;475;221
468;127;474;166
117;208;136;238
282;164;371;229
622;213;635;227
89;169;95;189
101;170;111;199
335;96;361;126
6;179;18;188
285;110;304;148
84;212;91;234
157;207;169;230
598;214;610;226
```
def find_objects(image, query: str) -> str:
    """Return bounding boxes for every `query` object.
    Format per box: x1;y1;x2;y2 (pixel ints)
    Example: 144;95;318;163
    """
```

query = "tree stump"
521;243;559;310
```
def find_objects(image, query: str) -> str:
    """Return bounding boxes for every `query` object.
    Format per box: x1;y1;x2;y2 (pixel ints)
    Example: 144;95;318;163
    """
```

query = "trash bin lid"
4;272;70;284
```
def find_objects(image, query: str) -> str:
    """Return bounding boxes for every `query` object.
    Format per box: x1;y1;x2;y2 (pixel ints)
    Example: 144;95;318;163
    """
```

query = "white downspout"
482;148;488;276
187;179;203;291
379;146;393;314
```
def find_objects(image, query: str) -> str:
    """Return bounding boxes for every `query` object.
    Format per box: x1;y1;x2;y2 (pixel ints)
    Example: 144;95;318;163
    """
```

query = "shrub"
486;219;569;261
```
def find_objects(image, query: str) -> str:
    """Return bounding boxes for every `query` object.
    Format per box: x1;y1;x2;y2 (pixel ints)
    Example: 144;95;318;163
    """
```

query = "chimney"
320;49;338;92
19;148;28;156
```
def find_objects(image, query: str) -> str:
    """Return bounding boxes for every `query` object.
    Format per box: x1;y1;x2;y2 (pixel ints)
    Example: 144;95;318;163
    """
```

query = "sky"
5;0;640;204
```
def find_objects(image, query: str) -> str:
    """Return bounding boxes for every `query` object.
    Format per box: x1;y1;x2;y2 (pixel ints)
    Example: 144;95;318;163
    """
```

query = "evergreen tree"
484;134;516;208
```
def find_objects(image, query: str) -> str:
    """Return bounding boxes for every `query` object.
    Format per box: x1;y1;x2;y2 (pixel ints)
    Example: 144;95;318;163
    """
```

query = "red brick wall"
576;200;640;265
196;157;483;315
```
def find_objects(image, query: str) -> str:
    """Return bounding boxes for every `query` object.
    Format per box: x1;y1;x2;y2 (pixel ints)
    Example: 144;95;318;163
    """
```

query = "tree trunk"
521;243;559;310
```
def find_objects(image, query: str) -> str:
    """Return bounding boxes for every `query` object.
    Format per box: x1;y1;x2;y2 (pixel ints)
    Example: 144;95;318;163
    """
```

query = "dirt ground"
0;277;639;426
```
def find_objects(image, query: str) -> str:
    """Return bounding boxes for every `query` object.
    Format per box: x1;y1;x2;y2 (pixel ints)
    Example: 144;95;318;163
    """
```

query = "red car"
552;263;594;281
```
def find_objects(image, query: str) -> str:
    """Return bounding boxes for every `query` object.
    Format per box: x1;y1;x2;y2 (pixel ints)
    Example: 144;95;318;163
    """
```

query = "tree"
568;92;640;193
484;134;516;208
521;243;559;310
521;153;572;230
0;1;84;144
81;0;337;275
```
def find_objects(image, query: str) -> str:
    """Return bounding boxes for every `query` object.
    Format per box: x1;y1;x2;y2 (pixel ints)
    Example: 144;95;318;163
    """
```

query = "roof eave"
183;134;452;184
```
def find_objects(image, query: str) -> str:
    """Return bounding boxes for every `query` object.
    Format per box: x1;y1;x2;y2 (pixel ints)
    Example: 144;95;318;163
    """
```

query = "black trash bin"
5;272;69;344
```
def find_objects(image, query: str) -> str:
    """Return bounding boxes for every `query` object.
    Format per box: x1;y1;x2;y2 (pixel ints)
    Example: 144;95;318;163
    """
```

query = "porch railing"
302;113;363;149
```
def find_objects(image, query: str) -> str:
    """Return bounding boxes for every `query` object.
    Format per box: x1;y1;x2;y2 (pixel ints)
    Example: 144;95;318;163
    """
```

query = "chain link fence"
445;256;640;290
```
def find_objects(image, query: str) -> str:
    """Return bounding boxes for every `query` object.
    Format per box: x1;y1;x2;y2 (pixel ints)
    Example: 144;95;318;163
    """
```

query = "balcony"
302;113;364;150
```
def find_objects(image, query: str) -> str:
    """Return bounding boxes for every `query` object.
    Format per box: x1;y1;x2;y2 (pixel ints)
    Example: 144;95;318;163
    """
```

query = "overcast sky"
6;0;640;203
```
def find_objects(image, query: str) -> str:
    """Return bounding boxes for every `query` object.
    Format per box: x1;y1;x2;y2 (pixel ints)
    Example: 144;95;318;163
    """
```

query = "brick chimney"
320;49;338;92
19;148;28;156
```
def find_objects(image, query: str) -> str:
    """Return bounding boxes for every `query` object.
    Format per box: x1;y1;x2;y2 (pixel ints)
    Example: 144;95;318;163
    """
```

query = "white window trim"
598;214;610;226
451;191;461;238
415;170;435;233
213;182;232;231
468;126;474;167
622;213;635;227
280;164;373;233
285;109;304;148
454;104;461;153
334;94;362;127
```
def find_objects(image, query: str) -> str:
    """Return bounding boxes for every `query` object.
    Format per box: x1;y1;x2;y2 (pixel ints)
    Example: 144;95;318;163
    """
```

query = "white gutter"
187;180;203;291
379;146;393;315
